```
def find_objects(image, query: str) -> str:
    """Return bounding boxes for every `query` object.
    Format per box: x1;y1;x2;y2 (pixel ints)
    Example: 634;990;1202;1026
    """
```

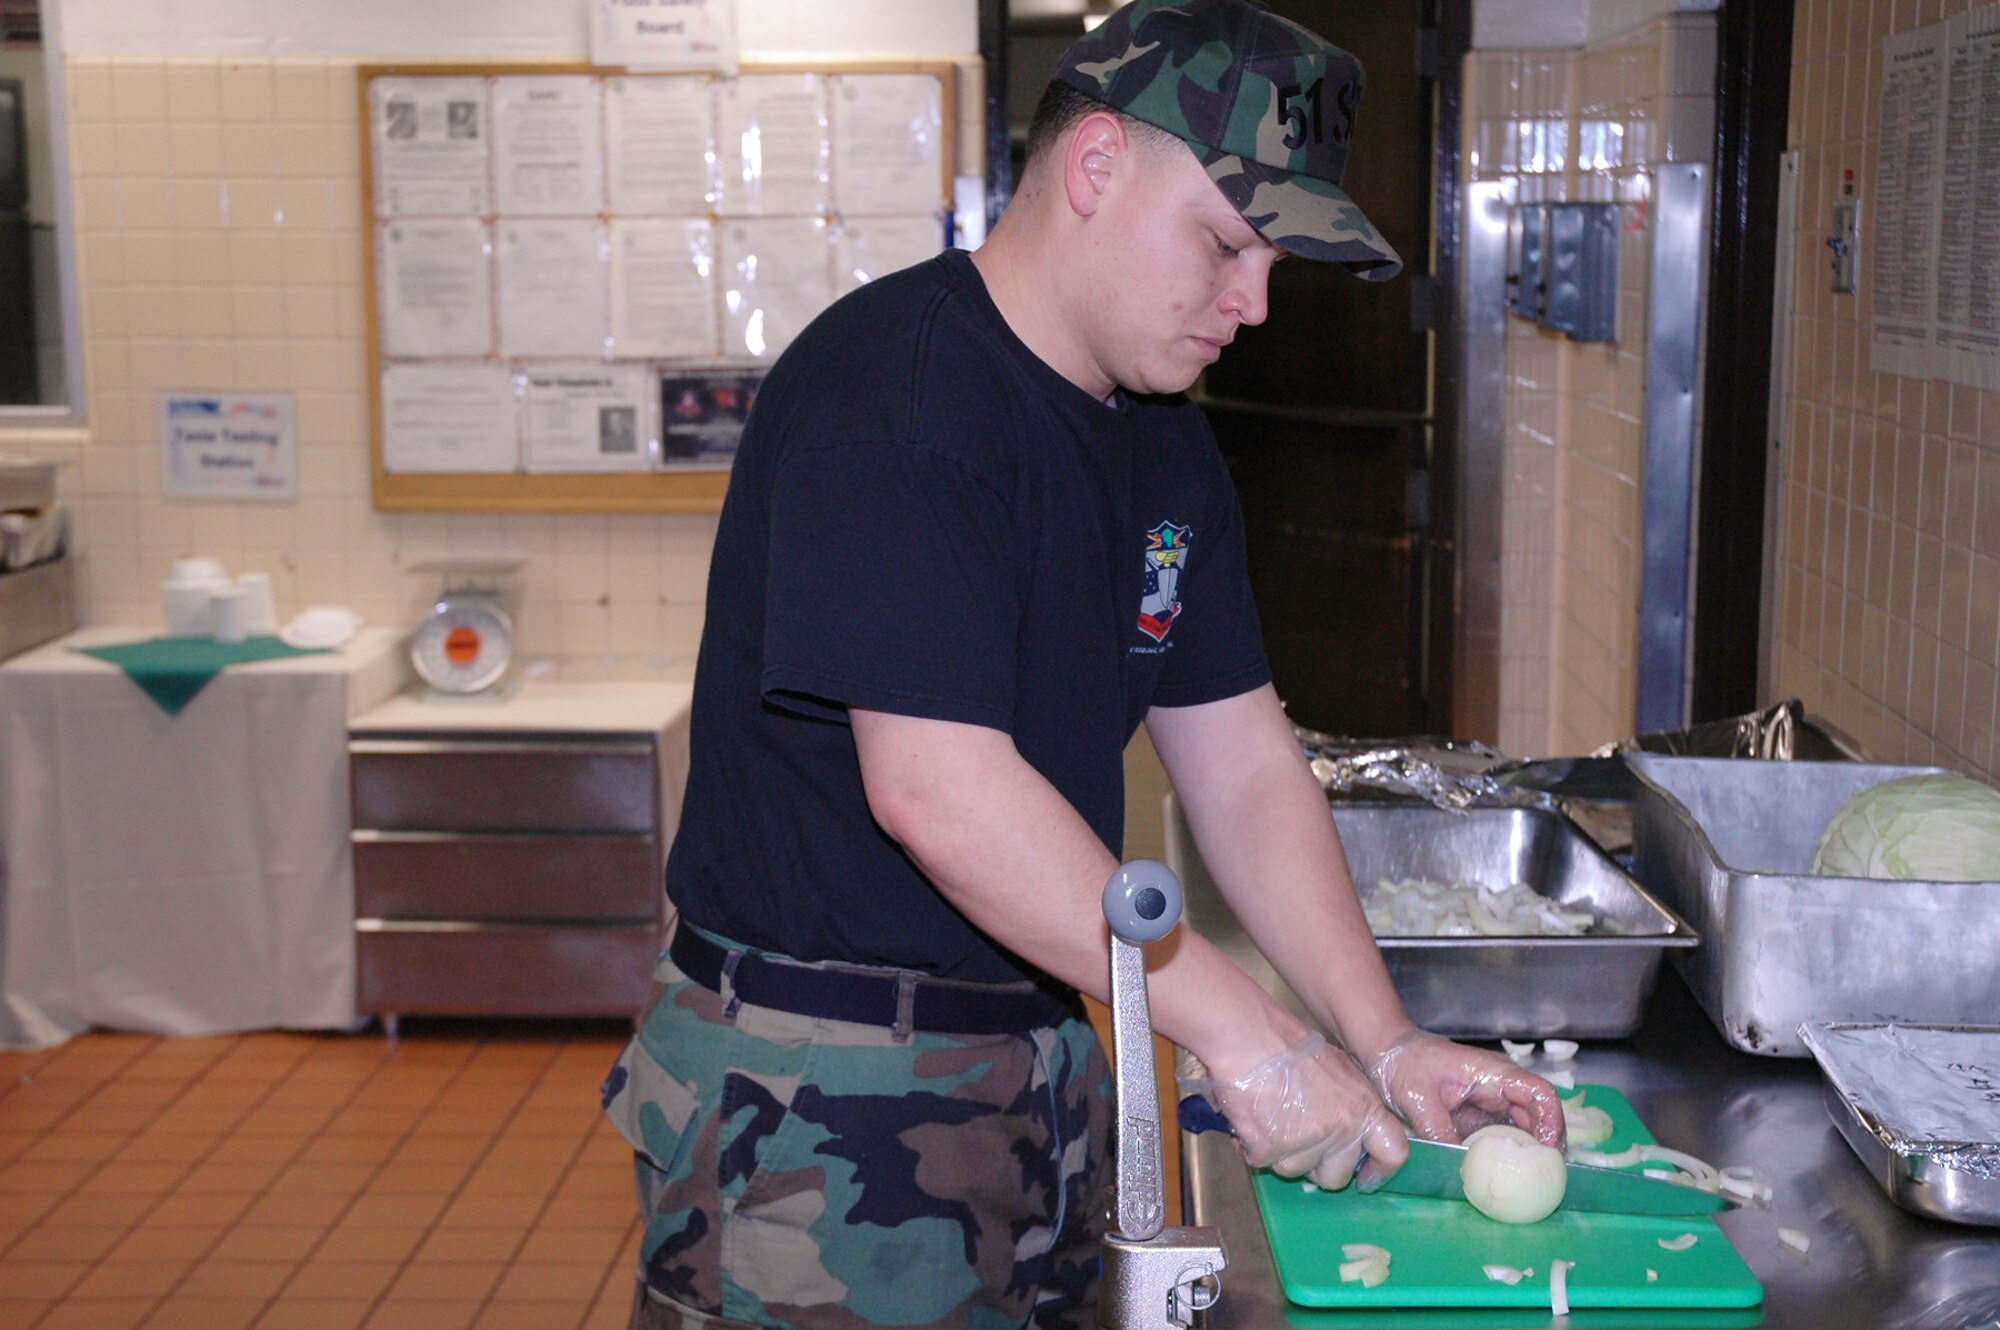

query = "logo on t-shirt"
1138;520;1191;643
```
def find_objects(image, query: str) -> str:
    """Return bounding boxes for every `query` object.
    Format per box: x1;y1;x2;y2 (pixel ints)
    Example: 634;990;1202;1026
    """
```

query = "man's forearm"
851;708;1324;1081
1176;750;1414;1067
1150;687;1416;1070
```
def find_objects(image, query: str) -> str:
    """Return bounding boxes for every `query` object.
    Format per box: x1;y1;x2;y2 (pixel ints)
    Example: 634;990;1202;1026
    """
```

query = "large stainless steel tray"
1801;1022;2000;1227
1165;797;1697;1039
1629;755;2000;1058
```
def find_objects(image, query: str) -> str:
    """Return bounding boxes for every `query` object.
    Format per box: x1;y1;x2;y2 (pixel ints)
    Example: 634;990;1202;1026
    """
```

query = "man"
603;3;1565;1326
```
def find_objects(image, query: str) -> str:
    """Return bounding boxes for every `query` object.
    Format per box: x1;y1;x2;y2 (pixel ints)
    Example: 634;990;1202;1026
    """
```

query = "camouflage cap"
1054;0;1401;280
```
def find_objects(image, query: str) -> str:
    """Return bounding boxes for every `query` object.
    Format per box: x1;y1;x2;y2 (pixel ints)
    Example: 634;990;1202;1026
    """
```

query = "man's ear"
1062;110;1130;219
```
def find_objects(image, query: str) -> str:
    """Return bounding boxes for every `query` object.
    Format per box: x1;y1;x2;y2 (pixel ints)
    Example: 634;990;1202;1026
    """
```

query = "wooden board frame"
359;61;958;514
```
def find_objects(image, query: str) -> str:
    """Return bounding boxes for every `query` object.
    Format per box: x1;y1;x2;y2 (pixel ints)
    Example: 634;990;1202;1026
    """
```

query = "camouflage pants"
601;928;1112;1330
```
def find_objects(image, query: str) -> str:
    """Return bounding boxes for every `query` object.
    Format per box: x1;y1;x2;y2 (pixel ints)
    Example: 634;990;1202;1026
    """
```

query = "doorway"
1199;0;1466;738
994;0;1468;738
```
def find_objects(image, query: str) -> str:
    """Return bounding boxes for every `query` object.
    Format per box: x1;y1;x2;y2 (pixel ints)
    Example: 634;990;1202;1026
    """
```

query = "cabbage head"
1811;774;2000;880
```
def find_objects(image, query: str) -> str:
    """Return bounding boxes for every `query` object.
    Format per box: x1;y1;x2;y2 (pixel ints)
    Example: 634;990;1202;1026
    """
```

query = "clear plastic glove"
1366;1028;1567;1148
1180;1033;1409;1191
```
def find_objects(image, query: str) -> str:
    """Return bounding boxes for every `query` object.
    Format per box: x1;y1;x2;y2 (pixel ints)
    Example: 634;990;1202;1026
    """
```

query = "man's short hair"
1022;80;1185;173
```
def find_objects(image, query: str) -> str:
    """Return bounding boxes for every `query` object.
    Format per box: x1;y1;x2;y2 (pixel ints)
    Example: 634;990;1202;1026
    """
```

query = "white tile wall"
4;56;712;679
1773;0;2000;778
1469;13;1714;758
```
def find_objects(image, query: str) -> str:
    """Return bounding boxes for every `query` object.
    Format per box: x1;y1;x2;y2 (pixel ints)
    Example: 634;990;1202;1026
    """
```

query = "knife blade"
1385;1137;1727;1216
1176;1096;1726;1217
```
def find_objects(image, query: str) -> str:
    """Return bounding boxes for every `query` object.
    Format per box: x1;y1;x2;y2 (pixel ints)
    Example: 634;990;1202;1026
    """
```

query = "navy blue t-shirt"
666;248;1271;985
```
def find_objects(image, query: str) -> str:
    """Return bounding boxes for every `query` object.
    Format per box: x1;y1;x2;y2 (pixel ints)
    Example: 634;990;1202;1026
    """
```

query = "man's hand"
1184;1033;1410;1191
1365;1029;1567;1148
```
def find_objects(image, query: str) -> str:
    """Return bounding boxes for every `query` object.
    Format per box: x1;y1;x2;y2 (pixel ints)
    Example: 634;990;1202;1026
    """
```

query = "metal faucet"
1098;859;1227;1329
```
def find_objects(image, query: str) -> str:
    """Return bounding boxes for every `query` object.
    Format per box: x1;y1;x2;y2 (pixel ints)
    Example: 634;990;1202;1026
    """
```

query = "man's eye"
1214;235;1239;258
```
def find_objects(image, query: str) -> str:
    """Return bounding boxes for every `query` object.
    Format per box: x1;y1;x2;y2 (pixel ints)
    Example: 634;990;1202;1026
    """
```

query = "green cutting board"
1250;1084;1764;1310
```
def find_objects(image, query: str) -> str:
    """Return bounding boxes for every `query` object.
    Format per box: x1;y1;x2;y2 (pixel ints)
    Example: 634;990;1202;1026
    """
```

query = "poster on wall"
378;219;493;359
610;219;720;359
492;76;607;217
830;74;946;216
496;220;609;359
660;369;759;469
1870;6;2000;391
380;366;518;473
607;75;718;214
591;0;739;72
370;77;490;217
521;368;657;472
160;394;297;500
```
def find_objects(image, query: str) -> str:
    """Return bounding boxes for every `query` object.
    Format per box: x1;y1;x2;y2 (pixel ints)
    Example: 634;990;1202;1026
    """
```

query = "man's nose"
1220;264;1272;327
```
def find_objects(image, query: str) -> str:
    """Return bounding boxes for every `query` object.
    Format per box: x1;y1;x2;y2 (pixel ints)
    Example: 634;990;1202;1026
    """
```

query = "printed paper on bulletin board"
358;60;957;514
1870;6;2000;391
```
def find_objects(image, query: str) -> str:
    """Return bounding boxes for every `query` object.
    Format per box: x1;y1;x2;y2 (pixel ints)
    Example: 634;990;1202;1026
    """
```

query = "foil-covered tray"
1800;1022;2000;1227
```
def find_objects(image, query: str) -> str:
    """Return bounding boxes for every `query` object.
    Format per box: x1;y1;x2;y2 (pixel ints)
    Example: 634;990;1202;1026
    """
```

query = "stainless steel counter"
1181;882;2000;1328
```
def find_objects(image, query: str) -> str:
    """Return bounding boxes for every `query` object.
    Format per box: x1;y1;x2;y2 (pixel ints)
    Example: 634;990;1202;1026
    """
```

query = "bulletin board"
358;62;958;513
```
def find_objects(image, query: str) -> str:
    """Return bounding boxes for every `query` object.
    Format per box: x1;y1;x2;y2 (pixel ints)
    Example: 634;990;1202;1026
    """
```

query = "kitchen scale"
407;557;526;703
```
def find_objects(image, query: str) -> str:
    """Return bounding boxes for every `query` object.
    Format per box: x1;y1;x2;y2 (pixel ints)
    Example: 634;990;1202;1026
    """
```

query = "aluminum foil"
1800;1023;2000;1181
1293;730;1545;812
1592;697;1805;760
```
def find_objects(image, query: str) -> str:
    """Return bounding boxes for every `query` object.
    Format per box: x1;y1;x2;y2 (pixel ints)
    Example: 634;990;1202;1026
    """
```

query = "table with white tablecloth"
0;626;408;1048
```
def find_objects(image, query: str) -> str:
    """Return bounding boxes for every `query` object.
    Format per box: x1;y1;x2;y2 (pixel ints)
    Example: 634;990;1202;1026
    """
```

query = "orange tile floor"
0;1020;641;1330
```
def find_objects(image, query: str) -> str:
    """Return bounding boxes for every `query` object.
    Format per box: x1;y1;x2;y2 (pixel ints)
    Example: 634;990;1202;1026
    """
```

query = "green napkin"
77;636;332;716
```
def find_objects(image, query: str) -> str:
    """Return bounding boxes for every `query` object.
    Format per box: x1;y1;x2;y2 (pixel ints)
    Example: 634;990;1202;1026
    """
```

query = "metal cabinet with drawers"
347;683;692;1030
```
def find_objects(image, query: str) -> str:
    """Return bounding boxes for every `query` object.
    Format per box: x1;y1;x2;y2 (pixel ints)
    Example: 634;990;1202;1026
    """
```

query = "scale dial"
410;593;514;695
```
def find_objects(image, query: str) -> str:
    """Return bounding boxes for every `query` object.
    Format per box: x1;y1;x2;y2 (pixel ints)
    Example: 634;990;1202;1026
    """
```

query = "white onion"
1482;1264;1525;1285
1339;1243;1392;1287
1562;1101;1615;1148
1718;1166;1774;1207
1633;1145;1722;1193
1461;1124;1568;1224
1657;1233;1698;1251
1543;1038;1579;1062
1646;1268;1658;1282
1550;1259;1573;1316
1778;1228;1811;1260
1363;876;1607;937
1546;1069;1576;1090
1568;1143;1644;1169
1502;1039;1535;1064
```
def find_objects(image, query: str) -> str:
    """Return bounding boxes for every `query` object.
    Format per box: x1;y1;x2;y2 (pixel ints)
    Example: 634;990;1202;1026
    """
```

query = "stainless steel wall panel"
1636;163;1709;733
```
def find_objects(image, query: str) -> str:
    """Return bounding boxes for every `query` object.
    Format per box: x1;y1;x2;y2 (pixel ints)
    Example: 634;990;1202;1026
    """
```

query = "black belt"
668;924;1073;1036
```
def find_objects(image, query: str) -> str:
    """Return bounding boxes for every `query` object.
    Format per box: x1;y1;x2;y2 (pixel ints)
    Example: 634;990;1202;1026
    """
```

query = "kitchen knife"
1177;1096;1727;1217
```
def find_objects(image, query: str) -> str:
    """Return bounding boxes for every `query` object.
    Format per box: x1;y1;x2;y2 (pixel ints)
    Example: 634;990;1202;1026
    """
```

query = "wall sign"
160;393;297;500
591;0;739;72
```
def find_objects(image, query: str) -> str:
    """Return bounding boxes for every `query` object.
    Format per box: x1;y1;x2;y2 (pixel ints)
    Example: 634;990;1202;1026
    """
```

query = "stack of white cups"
162;560;279;642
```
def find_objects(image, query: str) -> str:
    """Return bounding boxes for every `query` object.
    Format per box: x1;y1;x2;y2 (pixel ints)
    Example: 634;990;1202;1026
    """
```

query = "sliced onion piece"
1546;1069;1576;1090
1550;1259;1573;1316
1646;1268;1658;1282
1338;1256;1383;1283
1778;1228;1811;1260
1568;1143;1645;1169
1635;1145;1722;1194
1543;1038;1580;1062
1562;1102;1615;1148
1482;1264;1525;1285
1657;1233;1698;1251
1502;1039;1535;1064
1342;1243;1390;1262
1718;1166;1775;1207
